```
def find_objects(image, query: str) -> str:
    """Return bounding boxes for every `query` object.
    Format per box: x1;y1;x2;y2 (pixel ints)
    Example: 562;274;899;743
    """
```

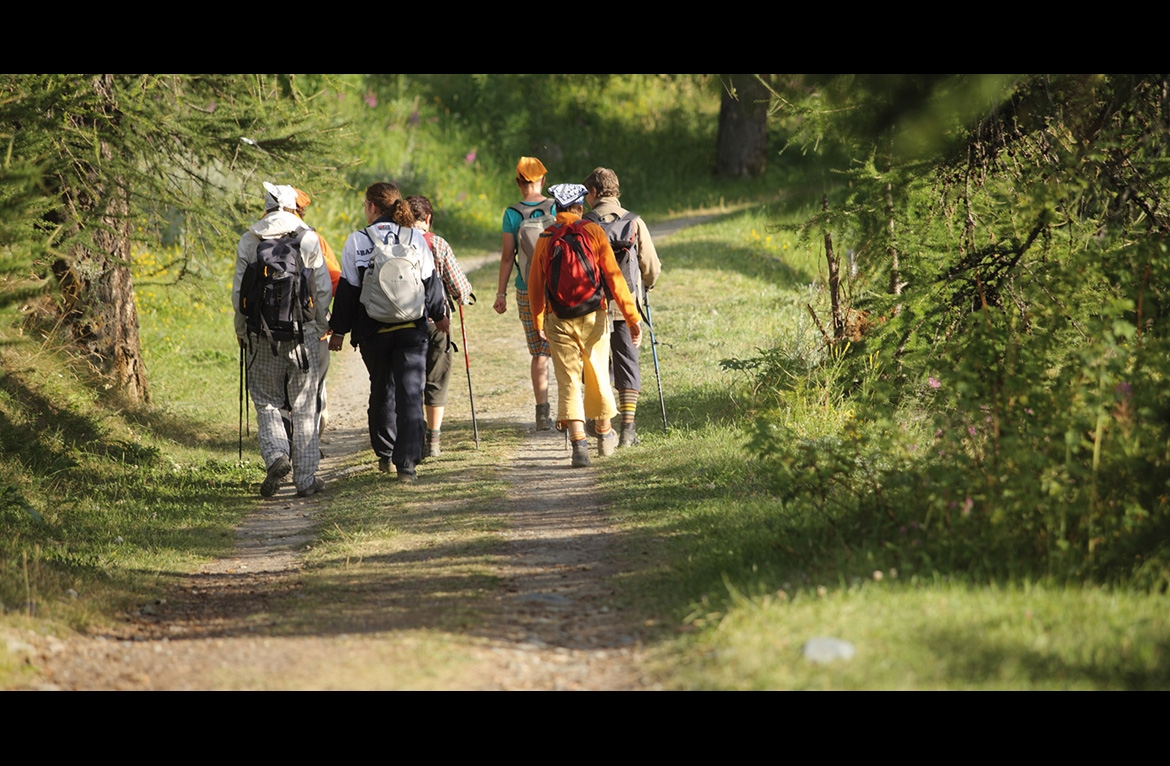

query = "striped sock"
619;390;639;425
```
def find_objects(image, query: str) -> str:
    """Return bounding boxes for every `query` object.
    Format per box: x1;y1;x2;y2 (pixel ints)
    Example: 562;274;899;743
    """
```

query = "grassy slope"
593;208;1170;690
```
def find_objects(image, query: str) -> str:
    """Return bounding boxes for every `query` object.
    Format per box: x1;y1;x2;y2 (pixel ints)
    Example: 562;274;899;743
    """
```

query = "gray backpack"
509;199;556;286
358;226;426;324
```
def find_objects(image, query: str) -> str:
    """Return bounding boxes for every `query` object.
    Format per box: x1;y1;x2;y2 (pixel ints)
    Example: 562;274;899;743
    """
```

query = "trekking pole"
457;303;480;448
642;287;669;433
238;344;245;460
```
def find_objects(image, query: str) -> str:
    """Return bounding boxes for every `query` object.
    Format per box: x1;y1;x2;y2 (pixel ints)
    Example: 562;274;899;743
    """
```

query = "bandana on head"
263;182;298;211
549;183;588;210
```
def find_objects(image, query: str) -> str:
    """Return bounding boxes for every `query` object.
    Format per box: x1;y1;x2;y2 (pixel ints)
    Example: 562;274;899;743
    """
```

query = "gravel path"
19;211;721;690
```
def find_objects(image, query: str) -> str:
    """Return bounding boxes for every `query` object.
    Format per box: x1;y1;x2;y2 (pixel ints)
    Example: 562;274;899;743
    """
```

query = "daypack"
358;225;427;324
540;220;605;319
239;227;315;358
509;199;556;286
583;210;643;306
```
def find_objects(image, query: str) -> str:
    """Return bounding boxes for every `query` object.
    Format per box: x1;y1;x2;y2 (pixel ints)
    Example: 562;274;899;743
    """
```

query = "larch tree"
0;74;343;406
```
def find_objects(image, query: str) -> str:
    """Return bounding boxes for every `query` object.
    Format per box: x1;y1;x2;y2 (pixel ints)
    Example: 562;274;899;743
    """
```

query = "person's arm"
636;217;661;290
594;226;642;346
494;207;520;313
232;234;254;346
436;235;474;305
299;232;332;340
529;237;548;337
494;232;515;314
424;269;450;334
328;232;361;350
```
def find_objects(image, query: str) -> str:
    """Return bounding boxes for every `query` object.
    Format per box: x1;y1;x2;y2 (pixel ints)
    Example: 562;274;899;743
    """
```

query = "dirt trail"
22;214;720;691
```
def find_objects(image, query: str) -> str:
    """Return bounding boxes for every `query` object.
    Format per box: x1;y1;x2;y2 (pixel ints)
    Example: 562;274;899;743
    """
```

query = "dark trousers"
359;327;428;470
611;319;641;392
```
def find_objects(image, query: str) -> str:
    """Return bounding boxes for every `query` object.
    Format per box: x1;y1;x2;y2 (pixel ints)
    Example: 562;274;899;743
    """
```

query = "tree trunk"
715;75;770;178
823;195;845;341
52;75;150;405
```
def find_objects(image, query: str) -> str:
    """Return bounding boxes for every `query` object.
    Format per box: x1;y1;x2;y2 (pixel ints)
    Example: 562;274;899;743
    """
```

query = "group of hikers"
232;157;660;496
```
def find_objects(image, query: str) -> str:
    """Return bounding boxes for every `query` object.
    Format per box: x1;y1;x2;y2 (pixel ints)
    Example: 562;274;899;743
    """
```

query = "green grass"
593;206;1170;689
0;249;257;643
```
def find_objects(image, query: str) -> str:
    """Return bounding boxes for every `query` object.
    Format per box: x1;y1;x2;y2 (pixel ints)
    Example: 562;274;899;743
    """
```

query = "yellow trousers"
545;310;617;424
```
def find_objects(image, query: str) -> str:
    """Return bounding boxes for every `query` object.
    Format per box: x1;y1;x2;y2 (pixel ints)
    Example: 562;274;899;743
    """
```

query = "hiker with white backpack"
406;195;475;459
329;182;450;483
233;182;333;498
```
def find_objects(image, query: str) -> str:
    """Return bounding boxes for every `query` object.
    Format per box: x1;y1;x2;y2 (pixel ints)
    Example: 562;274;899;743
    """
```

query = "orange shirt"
528;212;640;333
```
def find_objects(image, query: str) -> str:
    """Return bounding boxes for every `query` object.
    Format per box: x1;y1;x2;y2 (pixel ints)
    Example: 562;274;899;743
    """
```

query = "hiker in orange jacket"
527;183;642;468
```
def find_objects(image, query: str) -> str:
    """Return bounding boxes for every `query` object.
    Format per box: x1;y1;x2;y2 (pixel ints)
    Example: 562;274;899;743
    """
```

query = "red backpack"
540;221;605;319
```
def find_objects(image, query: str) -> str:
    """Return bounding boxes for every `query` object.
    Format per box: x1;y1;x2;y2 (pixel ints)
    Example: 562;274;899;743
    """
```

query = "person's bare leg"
531;354;548;404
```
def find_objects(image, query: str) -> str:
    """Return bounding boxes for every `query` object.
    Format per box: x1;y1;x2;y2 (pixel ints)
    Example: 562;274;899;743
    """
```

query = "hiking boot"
536;403;554;431
260;456;292;498
584;418;599;438
397;468;417;484
378;457;392;474
597;428;617;457
297;476;325;497
424;430;441;458
571;439;592;468
619;422;640;448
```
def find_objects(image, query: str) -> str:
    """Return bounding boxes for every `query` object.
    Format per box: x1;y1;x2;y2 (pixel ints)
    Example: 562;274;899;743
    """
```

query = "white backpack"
359;226;426;324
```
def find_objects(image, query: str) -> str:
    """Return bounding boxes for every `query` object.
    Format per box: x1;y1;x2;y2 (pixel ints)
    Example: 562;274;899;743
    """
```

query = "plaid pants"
247;337;320;492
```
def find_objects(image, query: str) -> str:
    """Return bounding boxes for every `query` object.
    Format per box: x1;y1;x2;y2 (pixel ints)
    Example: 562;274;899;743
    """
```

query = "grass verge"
595;206;1170;689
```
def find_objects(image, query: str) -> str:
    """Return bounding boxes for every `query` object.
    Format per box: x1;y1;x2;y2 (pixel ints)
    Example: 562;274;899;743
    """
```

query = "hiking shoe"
260;456;292;498
536;403;554;432
296;476;325;497
597;428;617;457
378;457;392;474
424;431;441;458
397;468;417;484
571;439;592;468
619;422;640;448
584;419;599;438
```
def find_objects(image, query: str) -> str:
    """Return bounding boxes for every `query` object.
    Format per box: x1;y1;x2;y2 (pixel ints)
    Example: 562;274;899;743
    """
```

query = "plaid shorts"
516;288;550;357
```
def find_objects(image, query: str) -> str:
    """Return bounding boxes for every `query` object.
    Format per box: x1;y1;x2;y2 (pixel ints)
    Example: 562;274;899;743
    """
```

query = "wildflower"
928;377;941;389
409;109;419;125
1115;382;1133;399
968;426;977;436
961;497;974;517
465;150;477;164
364;92;377;108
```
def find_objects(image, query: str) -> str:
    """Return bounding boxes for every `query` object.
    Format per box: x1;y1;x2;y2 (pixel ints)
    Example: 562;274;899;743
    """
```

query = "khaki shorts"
517;288;550;357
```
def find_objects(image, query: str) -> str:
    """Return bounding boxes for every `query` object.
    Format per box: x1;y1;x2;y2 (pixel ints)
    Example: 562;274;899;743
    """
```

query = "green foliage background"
737;74;1170;588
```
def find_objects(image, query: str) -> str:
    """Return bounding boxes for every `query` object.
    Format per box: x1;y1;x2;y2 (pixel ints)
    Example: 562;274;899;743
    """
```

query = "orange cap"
294;188;312;209
516;156;548;183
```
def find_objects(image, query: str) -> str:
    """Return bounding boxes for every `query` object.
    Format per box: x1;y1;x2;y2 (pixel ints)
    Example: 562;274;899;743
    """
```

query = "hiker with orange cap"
493;156;557;432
